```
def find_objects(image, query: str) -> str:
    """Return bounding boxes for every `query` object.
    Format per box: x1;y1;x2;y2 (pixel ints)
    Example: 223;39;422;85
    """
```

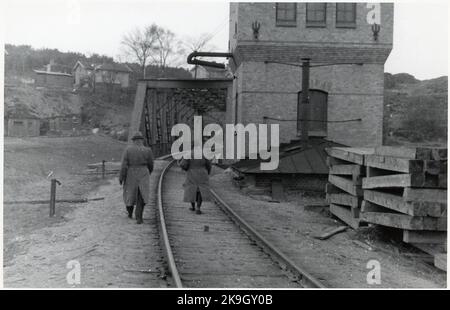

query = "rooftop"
232;138;344;175
74;61;132;73
7;106;40;119
33;70;73;77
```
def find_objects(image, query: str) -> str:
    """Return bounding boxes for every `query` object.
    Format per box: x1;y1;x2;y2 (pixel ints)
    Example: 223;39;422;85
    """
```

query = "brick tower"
227;2;393;146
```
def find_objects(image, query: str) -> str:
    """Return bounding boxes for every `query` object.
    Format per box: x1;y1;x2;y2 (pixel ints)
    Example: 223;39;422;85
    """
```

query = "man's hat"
131;131;144;140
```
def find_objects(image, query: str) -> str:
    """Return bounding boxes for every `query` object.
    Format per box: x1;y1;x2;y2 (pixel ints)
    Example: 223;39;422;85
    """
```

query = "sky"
1;0;449;80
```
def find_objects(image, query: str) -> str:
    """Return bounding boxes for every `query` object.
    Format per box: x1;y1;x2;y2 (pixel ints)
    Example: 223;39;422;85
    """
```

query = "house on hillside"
73;61;132;88
44;59;72;74
34;59;74;88
5;109;41;137
190;65;231;79
72;61;95;87
34;70;74;88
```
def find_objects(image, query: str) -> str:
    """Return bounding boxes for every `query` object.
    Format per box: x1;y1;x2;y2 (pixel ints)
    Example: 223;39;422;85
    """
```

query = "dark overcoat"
179;157;212;203
119;144;154;206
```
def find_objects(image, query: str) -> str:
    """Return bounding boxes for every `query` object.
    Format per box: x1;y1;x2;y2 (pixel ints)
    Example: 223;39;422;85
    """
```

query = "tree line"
5;23;217;81
4;44;114;77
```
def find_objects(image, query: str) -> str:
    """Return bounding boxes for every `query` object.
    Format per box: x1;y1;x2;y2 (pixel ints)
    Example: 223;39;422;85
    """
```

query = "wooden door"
298;89;328;136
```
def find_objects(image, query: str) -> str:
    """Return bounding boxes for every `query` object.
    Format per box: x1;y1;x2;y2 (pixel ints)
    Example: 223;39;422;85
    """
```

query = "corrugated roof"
232;138;344;175
74;61;132;73
47;113;80;119
97;63;132;73
7;107;40;119
33;70;72;77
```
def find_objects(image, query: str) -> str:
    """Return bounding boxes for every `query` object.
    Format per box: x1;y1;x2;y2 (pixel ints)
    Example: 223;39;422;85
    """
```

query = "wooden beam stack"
325;146;447;271
360;146;447;271
325;147;374;229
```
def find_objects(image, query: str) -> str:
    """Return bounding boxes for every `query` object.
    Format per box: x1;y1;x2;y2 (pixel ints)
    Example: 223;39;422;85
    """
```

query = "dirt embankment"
384;74;447;145
3;136;124;268
4;84;81;118
4;83;135;140
3;135;169;288
77;88;135;138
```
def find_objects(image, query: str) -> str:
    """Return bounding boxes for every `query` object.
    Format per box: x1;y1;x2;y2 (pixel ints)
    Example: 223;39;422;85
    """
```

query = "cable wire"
263;117;362;123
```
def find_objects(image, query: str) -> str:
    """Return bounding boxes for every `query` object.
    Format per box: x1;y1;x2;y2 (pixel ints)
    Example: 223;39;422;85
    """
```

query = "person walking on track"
179;147;212;215
119;131;154;224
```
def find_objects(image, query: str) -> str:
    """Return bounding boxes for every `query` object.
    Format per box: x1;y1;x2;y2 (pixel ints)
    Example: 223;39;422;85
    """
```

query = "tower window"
336;3;357;28
306;3;327;27
276;3;297;27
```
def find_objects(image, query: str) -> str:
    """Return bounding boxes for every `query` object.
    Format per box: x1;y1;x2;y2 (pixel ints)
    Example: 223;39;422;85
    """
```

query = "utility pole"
299;58;310;142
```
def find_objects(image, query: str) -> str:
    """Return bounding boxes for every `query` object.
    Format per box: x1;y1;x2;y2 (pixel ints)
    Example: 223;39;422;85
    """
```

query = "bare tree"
153;27;172;68
151;26;185;73
183;33;216;53
121;25;158;78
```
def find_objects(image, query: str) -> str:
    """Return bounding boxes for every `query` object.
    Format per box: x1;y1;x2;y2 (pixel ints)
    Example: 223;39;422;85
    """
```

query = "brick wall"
228;2;393;147
230;3;394;52
230;61;385;146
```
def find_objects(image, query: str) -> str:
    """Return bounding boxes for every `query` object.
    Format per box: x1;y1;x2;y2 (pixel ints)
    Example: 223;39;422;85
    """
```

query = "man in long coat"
119;131;154;224
179;150;212;214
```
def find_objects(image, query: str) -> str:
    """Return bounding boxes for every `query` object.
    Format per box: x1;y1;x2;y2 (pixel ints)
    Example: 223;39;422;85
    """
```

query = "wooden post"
102;160;106;179
49;179;57;217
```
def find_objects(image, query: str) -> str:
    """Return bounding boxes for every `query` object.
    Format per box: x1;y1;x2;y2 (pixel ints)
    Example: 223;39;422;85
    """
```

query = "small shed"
48;114;81;132
6;110;41;137
34;70;74;88
232;138;344;195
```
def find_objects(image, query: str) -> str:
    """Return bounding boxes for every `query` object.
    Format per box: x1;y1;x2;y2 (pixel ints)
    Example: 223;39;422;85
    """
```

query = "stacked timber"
325;147;374;229
360;146;447;271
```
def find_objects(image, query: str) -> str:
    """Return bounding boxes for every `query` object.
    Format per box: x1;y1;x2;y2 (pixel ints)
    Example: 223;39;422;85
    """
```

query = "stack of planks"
360;146;447;271
325;147;375;229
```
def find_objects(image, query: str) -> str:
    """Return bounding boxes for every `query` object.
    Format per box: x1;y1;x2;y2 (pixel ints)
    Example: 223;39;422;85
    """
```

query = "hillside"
4;43;192;139
3;84;135;139
77;87;136;139
384;73;448;146
4;44;192;84
4;85;81;118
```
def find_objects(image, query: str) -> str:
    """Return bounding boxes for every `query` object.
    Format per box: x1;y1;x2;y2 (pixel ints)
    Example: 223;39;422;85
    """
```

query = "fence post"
102;160;106;179
49;179;56;217
49;179;61;217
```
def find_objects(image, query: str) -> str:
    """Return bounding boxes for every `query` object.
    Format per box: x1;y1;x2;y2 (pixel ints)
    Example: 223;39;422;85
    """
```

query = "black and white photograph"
0;0;448;292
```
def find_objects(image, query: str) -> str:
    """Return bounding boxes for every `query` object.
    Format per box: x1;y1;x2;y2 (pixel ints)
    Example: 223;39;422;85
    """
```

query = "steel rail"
158;158;326;288
209;188;327;288
157;159;183;288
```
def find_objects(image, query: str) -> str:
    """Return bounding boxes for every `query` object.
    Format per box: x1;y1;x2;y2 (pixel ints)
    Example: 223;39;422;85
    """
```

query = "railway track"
156;159;326;288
